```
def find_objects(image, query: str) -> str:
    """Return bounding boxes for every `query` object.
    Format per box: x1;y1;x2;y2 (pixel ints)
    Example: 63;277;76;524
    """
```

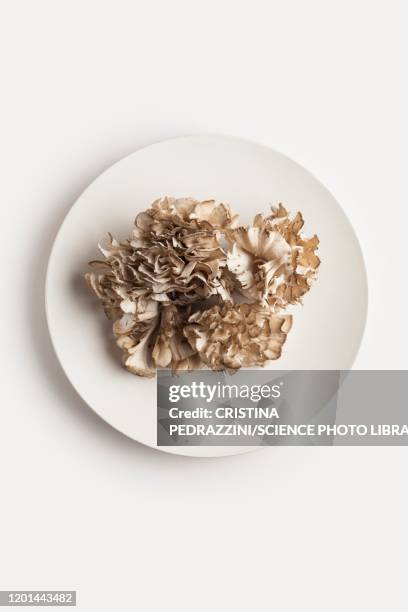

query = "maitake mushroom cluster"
85;197;320;377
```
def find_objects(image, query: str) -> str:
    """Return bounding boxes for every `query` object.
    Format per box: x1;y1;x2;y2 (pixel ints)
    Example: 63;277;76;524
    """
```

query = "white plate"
46;135;367;457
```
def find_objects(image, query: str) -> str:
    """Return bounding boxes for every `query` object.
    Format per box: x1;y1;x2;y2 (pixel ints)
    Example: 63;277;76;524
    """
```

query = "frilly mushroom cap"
110;298;159;377
85;233;144;317
130;198;239;304
85;198;318;377
88;201;235;307
151;304;202;373
131;233;231;305
184;303;292;371
226;204;320;310
133;197;239;240
124;329;157;378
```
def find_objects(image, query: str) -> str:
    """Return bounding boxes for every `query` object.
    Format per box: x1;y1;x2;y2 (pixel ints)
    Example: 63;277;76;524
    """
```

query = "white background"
0;1;407;610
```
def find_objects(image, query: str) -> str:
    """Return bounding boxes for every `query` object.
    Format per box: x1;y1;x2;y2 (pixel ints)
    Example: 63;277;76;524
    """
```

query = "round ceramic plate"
46;135;367;457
